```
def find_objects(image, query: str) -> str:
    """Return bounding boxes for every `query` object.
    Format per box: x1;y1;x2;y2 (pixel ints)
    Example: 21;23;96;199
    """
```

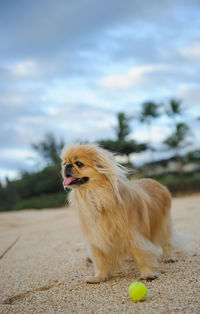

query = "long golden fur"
61;144;177;283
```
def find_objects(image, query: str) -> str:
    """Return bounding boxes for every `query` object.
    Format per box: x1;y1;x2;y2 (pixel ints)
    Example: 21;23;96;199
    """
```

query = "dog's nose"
65;164;73;176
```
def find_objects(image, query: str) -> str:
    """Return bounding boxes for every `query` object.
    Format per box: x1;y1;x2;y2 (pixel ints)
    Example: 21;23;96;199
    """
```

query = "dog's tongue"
63;177;76;187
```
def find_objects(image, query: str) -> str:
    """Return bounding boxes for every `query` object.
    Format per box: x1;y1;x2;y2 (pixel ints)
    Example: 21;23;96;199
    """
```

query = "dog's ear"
93;149;115;175
93;148;124;202
94;160;109;173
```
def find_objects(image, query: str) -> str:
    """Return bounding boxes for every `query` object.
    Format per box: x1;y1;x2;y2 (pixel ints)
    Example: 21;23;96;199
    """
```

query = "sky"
0;0;200;181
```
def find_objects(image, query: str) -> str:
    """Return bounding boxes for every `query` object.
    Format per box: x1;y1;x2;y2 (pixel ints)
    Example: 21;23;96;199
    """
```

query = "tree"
166;98;183;120
140;101;160;124
99;139;147;161
0;134;66;211
114;112;131;141
164;123;190;158
140;101;160;160
164;99;191;160
0;178;18;211
98;112;147;164
186;149;200;163
32;133;64;167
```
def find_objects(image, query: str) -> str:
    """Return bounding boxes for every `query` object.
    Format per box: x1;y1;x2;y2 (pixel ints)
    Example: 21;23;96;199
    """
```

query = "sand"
0;194;200;313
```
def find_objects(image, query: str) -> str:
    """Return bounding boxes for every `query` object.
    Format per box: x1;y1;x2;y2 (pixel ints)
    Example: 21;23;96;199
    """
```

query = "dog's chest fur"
70;188;127;252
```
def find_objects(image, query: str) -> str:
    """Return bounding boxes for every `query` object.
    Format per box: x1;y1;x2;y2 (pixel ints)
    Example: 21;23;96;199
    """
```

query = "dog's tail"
170;228;196;255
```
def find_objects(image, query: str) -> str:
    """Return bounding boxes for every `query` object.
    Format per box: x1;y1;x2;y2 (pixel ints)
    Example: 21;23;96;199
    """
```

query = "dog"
61;144;180;283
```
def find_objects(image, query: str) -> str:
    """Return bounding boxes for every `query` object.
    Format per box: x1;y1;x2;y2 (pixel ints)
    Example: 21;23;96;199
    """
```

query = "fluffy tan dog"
61;144;177;283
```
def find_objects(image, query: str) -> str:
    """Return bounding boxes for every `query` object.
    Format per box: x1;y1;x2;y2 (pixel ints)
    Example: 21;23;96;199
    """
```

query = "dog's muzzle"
64;164;73;177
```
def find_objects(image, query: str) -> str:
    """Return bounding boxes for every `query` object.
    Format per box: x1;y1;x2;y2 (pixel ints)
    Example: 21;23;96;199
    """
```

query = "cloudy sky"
0;0;200;181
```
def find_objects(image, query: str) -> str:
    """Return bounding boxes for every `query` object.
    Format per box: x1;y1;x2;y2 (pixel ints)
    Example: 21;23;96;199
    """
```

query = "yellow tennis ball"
128;281;147;302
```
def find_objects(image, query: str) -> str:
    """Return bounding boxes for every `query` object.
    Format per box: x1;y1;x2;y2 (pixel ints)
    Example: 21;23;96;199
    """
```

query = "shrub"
13;191;69;210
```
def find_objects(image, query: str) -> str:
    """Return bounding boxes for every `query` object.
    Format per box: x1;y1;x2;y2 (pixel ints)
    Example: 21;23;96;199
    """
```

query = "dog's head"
60;144;127;193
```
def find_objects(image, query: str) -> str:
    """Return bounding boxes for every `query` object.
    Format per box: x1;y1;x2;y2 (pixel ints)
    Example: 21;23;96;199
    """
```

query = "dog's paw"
86;271;110;284
86;276;105;284
163;257;178;263
145;275;158;282
140;270;159;281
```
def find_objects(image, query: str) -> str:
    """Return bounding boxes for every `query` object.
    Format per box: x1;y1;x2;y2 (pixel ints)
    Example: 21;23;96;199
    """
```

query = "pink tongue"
63;177;76;186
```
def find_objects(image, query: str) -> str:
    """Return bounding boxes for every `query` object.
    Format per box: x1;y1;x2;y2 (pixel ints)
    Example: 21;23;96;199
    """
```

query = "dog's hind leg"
161;216;178;262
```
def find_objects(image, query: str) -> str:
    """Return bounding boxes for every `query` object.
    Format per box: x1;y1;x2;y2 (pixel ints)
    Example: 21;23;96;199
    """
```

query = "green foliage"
166;99;183;117
99;139;147;156
140;101;160;123
32;133;64;167
139;101;161;158
0;102;197;212
99;112;147;162
114;112;131;141
0;133;68;211
163;99;191;160
187;150;200;162
13;192;68;210
0;180;18;211
164;123;190;151
0;166;68;211
153;171;200;195
16;167;62;199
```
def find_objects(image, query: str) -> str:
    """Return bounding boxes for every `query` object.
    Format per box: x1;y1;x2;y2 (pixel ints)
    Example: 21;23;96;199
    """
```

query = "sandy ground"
0;194;200;314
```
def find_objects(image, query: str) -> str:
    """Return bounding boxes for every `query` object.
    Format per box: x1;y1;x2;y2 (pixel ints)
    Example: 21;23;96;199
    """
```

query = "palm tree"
163;122;191;173
166;98;182;117
99;112;147;164
114;112;131;141
164;99;191;157
164;122;190;157
166;99;183;127
140;101;160;160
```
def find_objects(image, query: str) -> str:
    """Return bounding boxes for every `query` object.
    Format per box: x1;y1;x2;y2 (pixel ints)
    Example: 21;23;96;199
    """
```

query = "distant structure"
142;156;200;176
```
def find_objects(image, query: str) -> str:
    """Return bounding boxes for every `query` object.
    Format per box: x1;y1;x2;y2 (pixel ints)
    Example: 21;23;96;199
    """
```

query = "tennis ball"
128;281;147;302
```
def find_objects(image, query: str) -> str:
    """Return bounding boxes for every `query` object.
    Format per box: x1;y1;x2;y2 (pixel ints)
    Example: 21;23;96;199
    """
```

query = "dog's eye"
75;161;84;168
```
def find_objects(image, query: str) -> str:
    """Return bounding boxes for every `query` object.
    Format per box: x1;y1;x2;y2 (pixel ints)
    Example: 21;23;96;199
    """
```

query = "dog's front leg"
131;236;160;280
86;245;111;284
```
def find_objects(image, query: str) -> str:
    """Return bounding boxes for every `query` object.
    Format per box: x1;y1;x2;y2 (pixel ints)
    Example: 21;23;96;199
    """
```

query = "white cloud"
9;59;39;79
0;93;24;107
100;64;166;90
132;123;170;144
177;84;200;108
1;148;31;159
41;79;115;110
0;148;39;182
181;41;200;60
0;169;18;182
1;0;200;181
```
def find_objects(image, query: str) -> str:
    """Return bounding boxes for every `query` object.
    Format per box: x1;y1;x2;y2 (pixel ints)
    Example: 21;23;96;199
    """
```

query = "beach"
0;194;200;313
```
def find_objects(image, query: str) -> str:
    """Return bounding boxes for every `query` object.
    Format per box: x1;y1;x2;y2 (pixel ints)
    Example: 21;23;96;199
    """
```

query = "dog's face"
61;145;106;189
